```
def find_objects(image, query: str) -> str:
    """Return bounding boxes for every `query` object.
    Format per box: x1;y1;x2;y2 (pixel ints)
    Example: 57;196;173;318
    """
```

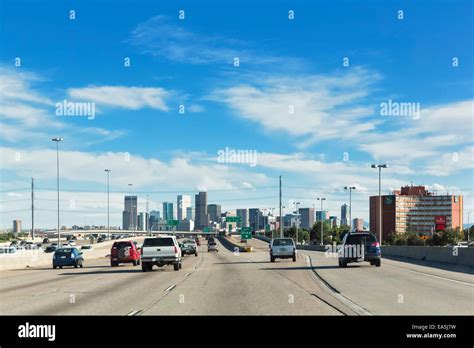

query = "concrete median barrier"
381;245;474;267
0;237;145;271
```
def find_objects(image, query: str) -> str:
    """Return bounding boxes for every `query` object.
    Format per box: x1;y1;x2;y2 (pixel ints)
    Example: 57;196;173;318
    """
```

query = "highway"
0;237;472;315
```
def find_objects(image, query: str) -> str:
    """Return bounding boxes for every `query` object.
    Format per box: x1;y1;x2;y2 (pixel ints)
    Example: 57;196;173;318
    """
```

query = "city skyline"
0;1;472;229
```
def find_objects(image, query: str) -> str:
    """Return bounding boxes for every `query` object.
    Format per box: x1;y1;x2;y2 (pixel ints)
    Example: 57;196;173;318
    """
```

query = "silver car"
270;238;296;262
208;242;218;252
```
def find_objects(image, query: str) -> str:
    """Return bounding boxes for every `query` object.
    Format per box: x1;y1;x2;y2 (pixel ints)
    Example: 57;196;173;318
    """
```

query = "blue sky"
0;0;472;229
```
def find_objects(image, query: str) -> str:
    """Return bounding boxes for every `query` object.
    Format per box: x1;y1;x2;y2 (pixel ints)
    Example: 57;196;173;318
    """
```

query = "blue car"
53;247;84;269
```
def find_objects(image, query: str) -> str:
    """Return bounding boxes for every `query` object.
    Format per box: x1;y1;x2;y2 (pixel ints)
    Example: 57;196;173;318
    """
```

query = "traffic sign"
203;227;211;233
241;227;252;240
226;216;241;223
167;220;179;226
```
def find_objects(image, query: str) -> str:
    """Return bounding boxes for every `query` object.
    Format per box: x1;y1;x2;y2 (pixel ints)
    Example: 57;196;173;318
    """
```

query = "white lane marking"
33;289;58;297
305;255;310;264
126;310;141;316
384;263;473;286
184;273;190;278
164;284;176;292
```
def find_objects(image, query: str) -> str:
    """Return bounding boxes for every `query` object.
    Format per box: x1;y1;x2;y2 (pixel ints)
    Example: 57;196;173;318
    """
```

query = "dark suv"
338;232;381;267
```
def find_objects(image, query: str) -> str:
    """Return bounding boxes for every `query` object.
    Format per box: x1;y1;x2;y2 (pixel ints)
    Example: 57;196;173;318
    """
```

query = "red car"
110;241;141;266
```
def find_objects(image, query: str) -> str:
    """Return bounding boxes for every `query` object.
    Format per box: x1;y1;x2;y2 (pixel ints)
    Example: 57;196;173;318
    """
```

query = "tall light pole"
146;194;149;235
371;164;388;244
52;138;63;245
294;201;300;244
279;175;283;238
467;211;472;242
317;197;326;245
31;177;34;240
344;186;356;231
105;169;111;239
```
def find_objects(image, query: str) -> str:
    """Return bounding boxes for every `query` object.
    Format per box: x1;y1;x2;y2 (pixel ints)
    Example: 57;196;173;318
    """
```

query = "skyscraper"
316;210;329;222
353;218;364;231
177;195;191;221
207;204;221;223
195;192;209;230
249;208;263;231
236;209;249;228
163;202;174;221
299;208;315;229
341;204;349;227
186;206;195;220
123;196;137;230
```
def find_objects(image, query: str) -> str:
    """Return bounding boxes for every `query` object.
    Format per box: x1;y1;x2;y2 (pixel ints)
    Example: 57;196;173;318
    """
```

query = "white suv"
270;238;296;262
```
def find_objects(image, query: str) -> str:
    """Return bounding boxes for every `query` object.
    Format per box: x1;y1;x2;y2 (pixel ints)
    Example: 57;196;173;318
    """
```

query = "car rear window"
113;241;132;249
273;239;294;246
346;234;376;244
143;238;175;247
55;249;72;256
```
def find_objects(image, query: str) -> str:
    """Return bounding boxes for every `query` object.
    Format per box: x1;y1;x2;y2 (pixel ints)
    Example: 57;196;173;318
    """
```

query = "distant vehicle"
0;246;16;254
51;242;58;247
97;237;104;243
140;236;182;272
81;245;92;250
110;241;141;266
53;247;84;269
44;246;58;253
43;237;50;243
180;239;198;257
68;240;76;246
24;242;39;250
338;232;381;268
195;238;201;246
270;238;296;262
208;237;215;244
208;242;218;252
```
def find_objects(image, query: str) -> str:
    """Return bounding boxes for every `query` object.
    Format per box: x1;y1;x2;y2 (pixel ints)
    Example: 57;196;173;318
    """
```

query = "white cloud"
67;85;171;111
209;68;381;144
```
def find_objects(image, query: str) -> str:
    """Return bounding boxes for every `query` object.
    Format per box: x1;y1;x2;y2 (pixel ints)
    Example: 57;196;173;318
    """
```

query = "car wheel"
375;259;381;267
137;259;140;265
270;256;275;262
173;263;179;271
80;261;83;268
195;253;198;257
341;260;348;268
59;266;63;269
292;254;296;262
132;260;137;266
141;262;149;272
53;265;57;269
179;262;182;269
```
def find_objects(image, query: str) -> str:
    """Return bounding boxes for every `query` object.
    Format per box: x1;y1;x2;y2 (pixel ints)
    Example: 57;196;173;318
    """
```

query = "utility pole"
31;178;34;240
279;175;283;239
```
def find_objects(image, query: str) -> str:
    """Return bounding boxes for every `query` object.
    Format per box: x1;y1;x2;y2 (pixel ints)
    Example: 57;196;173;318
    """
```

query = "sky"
0;0;473;229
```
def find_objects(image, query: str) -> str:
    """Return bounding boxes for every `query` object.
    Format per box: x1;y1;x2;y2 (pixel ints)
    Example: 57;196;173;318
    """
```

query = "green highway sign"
265;224;271;232
203;227;211;233
226;216;241;223
167;220;179;226
241;227;252;240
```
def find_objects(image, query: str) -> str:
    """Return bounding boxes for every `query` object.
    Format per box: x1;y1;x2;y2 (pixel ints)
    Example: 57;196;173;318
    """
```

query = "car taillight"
174;246;178;254
371;242;380;247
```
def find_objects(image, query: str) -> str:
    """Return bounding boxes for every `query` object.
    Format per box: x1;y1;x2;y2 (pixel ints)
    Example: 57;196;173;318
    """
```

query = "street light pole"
344;186;356;231
279;175;283;239
317;197;326;245
146;194;149;235
52;138;63;245
105;169;111;239
294;202;300;244
371;164;388;244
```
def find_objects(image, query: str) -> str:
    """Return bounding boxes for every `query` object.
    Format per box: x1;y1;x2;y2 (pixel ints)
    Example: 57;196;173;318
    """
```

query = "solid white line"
384;263;473;286
184;273;190;278
164;284;176;292
33;289;58;297
126;310;141;316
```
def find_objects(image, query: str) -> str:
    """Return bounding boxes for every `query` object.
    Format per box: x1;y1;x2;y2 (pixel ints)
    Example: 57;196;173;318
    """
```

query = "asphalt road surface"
0;238;471;315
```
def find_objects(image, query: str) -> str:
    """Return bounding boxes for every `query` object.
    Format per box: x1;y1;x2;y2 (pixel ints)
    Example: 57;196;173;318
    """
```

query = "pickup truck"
269;238;296;262
141;236;182;272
